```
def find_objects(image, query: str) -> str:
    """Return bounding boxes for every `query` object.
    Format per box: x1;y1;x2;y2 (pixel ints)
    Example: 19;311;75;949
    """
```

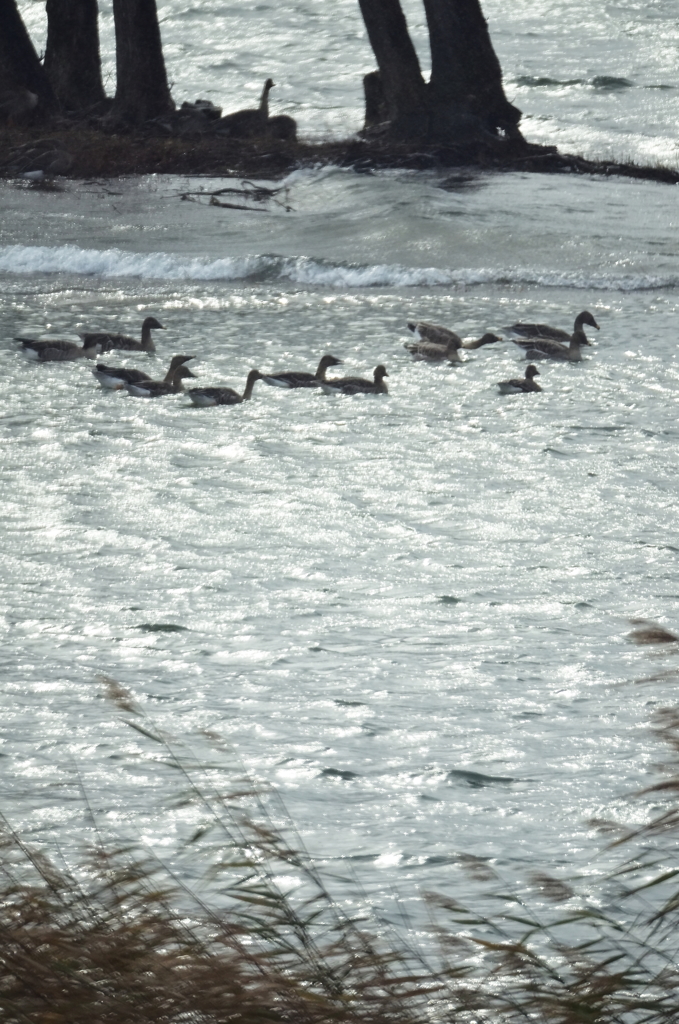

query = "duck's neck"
242;371;259;400
568;335;584;359
141;324;156;351
259;82;272;117
315;358;330;380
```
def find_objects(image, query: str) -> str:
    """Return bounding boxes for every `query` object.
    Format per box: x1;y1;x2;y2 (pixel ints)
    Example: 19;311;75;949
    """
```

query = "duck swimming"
506;311;599;361
17;336;100;361
92;354;194;390
461;333;503;350
321;365;389;396
188;369;263;406
261;354;343;389
497;364;541;394
80;316;165;354
404;332;462;363
125;363;196;398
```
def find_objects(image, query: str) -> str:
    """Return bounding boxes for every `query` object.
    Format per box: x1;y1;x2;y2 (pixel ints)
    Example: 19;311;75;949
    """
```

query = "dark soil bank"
2;125;679;184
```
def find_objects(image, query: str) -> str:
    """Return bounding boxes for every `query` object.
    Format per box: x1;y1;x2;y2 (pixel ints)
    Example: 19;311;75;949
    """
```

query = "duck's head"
264;79;275;91
143;317;165;330
168;354;195;369
246;369;263;385
575;311;599;337
478;333;502;346
374;364;389;381
526;364;540;379
319;354;343;369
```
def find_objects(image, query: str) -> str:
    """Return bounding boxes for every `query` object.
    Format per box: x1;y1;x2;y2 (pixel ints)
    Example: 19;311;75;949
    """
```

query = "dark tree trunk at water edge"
0;0;58;115
422;0;522;137
357;0;524;146
45;0;106;110
356;0;427;138
111;0;174;124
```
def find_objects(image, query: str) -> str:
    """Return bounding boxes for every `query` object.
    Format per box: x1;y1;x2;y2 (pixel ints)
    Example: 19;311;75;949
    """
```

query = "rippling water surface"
3;0;679;926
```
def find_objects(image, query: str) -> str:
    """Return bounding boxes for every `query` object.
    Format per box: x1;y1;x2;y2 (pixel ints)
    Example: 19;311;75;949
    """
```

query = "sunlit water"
2;0;679;930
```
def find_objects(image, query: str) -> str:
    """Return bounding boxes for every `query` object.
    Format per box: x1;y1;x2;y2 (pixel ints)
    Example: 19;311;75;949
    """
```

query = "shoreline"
2;125;679;185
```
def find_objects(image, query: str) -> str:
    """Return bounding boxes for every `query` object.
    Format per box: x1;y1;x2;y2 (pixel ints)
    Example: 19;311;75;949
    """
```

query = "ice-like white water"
2;0;679;933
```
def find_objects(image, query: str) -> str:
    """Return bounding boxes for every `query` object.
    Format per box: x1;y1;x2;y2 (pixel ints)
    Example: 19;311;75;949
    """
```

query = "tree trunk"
422;0;522;138
0;0;58;115
356;0;428;138
44;0;106;110
111;0;174;124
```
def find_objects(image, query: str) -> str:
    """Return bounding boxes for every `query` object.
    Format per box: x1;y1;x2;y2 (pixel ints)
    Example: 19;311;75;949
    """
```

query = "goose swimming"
125;363;196;398
461;333;503;349
511;333;591;362
404;334;461;363
261;354;343;389
93;354;194;390
506;311;599;361
188;369;263;406
17;336;100;361
321;365;389;396
497;364;541;394
80;317;165;354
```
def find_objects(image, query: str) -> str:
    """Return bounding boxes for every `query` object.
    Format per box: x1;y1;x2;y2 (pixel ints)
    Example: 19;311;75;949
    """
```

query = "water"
3;0;679;929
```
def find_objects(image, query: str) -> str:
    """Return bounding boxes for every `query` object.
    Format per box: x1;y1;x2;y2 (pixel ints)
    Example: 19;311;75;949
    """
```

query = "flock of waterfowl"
14;309;600;403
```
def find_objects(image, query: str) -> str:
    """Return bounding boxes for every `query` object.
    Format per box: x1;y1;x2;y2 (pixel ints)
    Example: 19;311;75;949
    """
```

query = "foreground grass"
1;683;678;1023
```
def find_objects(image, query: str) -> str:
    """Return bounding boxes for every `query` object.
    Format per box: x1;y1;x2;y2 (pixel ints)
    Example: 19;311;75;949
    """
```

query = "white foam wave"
0;244;675;292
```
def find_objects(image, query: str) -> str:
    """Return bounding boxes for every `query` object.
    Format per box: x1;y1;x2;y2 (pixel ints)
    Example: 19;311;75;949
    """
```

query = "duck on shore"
261;354;343;388
17;336;100;361
321;365;389;395
217;79;275;138
80;317;165;354
497;364;541;394
125;363;196;397
93;355;194;390
188;369;263;406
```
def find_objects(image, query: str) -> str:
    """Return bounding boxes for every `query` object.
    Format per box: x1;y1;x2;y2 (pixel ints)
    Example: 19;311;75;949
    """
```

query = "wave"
0;244;675;292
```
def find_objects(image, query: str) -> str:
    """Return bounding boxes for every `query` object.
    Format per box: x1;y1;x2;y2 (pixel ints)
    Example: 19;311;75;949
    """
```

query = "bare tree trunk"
44;0;106;110
357;0;428;138
422;0;522;138
0;0;58;115
110;0;174;124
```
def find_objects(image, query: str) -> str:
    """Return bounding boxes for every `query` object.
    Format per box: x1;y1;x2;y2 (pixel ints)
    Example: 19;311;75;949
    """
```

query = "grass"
1;680;678;1023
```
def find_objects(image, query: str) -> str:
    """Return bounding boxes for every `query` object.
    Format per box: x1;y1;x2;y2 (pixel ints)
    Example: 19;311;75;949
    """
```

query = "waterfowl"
497;364;541;394
261;354;343;389
16;336;100;361
267;114;297;141
506;311;599;361
188;369;263;406
92;354;194;391
125;363;196;398
512;334;590;362
217;79;275;138
320;365;389;396
407;321;462;346
0;88;38;125
80;316;165;354
461;333;503;349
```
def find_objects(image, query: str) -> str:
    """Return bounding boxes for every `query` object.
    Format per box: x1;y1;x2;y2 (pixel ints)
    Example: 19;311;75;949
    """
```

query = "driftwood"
178;179;292;212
